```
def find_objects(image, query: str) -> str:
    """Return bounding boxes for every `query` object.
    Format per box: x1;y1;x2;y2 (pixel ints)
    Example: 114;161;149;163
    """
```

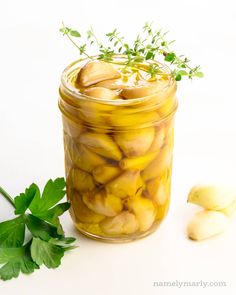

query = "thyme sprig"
60;22;203;81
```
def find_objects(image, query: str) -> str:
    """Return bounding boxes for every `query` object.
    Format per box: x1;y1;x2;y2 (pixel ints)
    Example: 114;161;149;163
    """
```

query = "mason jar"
59;56;177;242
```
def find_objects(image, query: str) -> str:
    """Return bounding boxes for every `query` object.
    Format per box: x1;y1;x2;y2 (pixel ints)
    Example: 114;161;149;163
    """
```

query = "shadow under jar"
59;56;178;242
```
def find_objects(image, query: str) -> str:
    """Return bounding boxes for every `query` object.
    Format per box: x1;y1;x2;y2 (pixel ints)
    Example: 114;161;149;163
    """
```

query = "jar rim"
60;55;177;107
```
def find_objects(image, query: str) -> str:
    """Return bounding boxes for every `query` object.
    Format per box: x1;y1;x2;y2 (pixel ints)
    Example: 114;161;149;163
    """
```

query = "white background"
0;0;236;294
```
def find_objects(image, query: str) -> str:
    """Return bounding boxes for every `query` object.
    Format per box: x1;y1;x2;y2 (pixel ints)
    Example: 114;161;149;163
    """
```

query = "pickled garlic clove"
114;127;155;157
70;192;105;224
67;167;95;192
127;195;156;232
141;143;173;181
187;211;229;241
92;165;122;184
155;202;170;221
106;170;143;199
108;111;160;128
78;132;122;161
62;116;83;139
83;87;118;100
149;126;166;152
83;190;123;217
100;212;139;235
145;176;170;206
78;99;115;126
164;119;174;137
158;95;176;117
187;185;236;211
120;81;160;99
94;79;127;90
75;223;103;236
76;223;103;236
76;60;121;87
119;152;158;170
68;141;107;173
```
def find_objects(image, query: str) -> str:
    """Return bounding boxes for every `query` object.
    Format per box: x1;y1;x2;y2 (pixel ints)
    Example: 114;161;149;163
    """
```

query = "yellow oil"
59;58;177;242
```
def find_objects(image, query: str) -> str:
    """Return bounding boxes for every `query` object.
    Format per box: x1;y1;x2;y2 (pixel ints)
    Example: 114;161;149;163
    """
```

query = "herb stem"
0;186;15;208
60;22;203;81
89;26;102;48
103;59;169;77
110;32;125;48
66;33;92;59
159;34;195;74
61;22;93;60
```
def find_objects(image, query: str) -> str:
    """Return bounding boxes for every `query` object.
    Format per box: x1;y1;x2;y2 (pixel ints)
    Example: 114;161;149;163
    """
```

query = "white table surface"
1;0;236;294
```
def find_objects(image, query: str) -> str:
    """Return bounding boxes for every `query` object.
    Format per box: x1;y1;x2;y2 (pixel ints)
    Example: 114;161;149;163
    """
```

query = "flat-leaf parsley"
0;178;76;281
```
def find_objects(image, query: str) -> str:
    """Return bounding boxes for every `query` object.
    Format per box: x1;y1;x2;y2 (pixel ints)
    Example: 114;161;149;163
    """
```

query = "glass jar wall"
59;57;177;242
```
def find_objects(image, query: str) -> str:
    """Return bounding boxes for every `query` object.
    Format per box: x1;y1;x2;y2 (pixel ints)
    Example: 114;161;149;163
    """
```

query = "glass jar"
59;57;178;242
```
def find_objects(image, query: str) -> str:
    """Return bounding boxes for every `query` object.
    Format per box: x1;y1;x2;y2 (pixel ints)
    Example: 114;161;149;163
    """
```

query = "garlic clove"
83;190;122;217
114;127;155;157
187;210;229;241
95;79;127;90
83;87;118;100
120;81;159;99
78;132;122;161
100;212;139;235
77;60;120;87
188;185;236;211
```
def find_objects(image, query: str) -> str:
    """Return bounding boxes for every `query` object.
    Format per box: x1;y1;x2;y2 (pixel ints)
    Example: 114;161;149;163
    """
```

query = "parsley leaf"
25;214;60;241
31;238;64;269
48;237;77;253
34;202;70;235
0;243;38;281
14;184;39;215
29;178;66;214
0;246;24;264
0;177;76;281
0;216;25;248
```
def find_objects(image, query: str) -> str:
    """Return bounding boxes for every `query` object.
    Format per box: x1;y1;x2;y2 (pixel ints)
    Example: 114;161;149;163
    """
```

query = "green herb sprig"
0;178;76;281
60;22;203;81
